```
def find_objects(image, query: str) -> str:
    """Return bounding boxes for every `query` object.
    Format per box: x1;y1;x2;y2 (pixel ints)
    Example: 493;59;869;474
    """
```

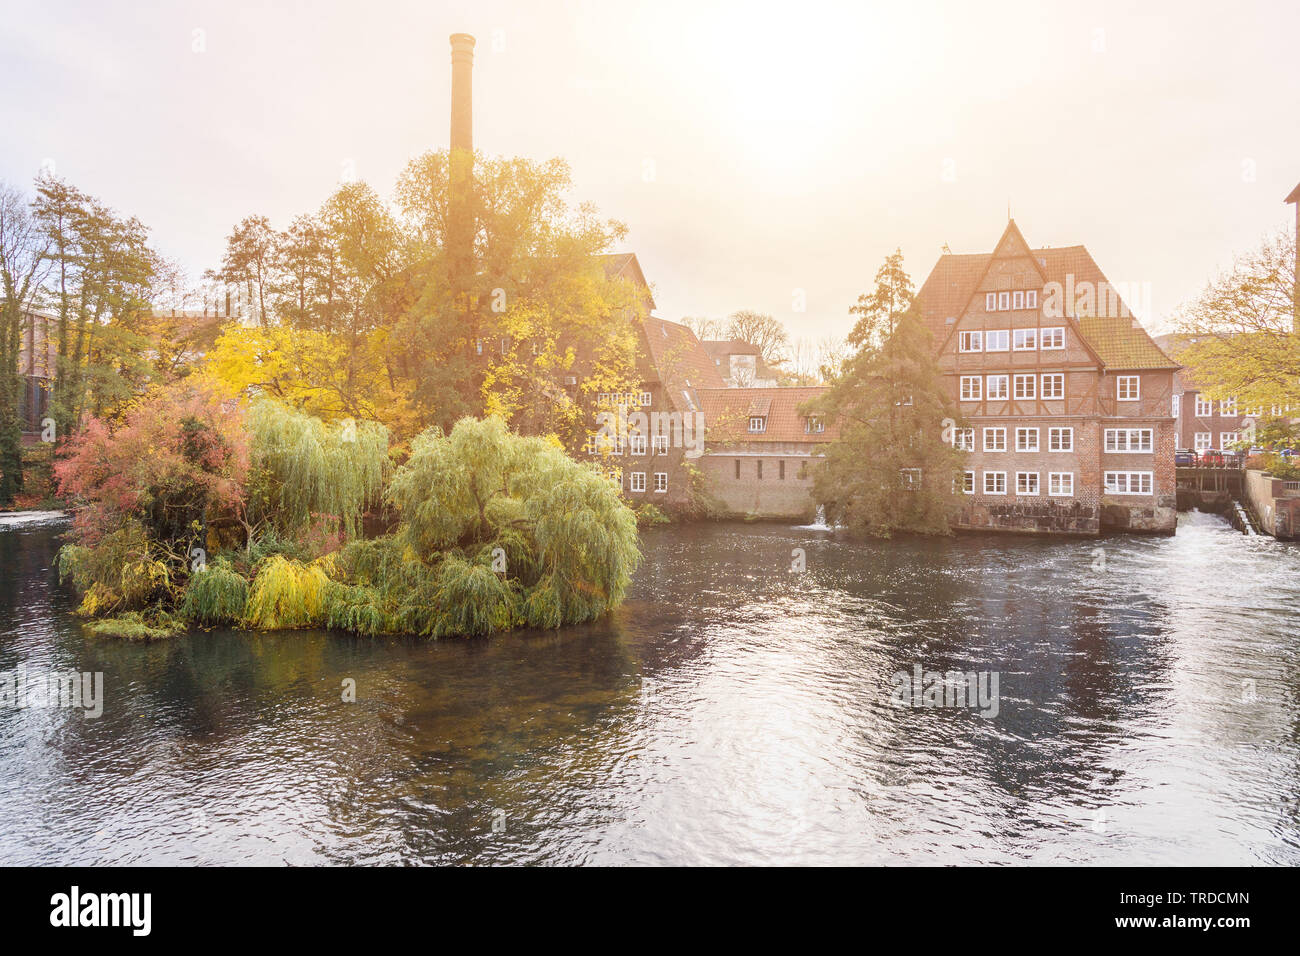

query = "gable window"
997;292;1010;311
1048;472;1073;497
1194;432;1212;450
1104;471;1153;495
1013;291;1025;310
985;330;1009;351
629;472;646;492
1104;428;1153;453
983;471;1007;495
1013;374;1035;400
805;416;824;433
1048;427;1074;452
960;376;982;401
986;374;1009;400
983;427;1007;452
1013;328;1037;351
748;416;766;433
959;330;983;352
1117;376;1140;401
1194;396;1213;417
653;472;668;493
1040;327;1065;349
1016;471;1039;495
985;292;996;311
1041;373;1064;399
953;427;975;451
1015;427;1039;452
1026;290;1038;309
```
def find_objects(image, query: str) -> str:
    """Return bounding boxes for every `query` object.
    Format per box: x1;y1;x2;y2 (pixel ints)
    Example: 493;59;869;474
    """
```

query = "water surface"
1;511;1297;865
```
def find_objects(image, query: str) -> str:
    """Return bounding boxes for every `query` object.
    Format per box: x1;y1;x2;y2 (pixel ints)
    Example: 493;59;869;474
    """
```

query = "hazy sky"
2;0;1297;341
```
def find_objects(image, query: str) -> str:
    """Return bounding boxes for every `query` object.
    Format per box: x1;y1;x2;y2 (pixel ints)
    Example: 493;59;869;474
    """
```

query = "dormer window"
748;416;767;433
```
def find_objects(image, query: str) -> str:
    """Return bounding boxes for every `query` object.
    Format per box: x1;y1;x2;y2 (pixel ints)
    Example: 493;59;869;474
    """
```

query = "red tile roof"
638;315;726;412
701;339;762;357
697;386;837;443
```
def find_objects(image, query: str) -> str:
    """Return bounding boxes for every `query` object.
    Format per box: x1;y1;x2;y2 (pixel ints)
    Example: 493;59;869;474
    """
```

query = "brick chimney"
448;33;476;300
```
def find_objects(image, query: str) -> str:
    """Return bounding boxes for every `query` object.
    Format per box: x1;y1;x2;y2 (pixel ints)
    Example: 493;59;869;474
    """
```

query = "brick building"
701;339;778;387
695;386;835;519
917;221;1179;535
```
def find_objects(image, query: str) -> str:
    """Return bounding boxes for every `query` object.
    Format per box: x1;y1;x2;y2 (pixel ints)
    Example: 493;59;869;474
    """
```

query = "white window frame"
652;435;669;455
629;434;647;456
1194;396;1213;417
1041;373;1064;400
983;427;1007;452
983;471;1007;495
959;330;983;352
1194;432;1212;450
1172;394;1180;418
961;470;975;494
1015;427;1039;452
985;292;996;312
986;374;1009;400
1040;327;1065;349
960;376;982;401
1013;373;1036;400
900;467;922;490
1048;472;1073;497
1013;290;1025;310
1219;399;1236;416
748;416;766;433
1103;428;1154;453
953;427;975;451
629;471;646;492
653;472;668;493
997;292;1010;311
1117;376;1140;401
1013;328;1037;351
1220;432;1240;449
1026;290;1038;309
1048;427;1074;452
985;329;1009;351
1103;471;1153;496
1016;471;1040;495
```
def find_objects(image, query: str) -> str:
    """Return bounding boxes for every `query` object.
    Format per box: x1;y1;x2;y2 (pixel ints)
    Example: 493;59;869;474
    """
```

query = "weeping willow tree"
327;415;640;637
245;399;389;544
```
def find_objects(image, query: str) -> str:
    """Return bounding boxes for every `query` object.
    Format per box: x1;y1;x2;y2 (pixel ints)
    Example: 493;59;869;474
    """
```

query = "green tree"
805;251;964;536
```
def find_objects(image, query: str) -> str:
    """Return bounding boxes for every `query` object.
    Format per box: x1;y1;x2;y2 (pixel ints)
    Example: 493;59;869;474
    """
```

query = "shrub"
179;558;250;626
243;555;331;629
84;611;185;641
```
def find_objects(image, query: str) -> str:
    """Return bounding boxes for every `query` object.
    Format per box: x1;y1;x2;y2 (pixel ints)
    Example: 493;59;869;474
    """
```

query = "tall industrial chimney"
448;33;476;302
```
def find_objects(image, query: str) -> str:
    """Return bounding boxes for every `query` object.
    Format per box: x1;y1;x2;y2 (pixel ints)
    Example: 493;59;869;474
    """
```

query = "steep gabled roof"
598;252;656;310
701;339;762;358
916;226;1178;371
637;315;725;413
697;386;838;443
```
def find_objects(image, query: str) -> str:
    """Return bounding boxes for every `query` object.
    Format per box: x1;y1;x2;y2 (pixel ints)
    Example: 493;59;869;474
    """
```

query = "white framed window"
983;471;1007;495
1219;399;1236;416
1015;427;1039;452
1048;472;1074;497
607;468;622;486
653;472;668;492
900;468;922;489
959;330;983;352
1194;432;1212;450
1103;428;1153;453
961;471;975;494
1048;427;1073;452
1013;328;1037;351
1194;396;1213;417
1104;471;1153;495
953;427;975;451
652;435;669;455
983;427;1007;452
1117;376;1140;401
629;471;646;492
629;434;647;455
748;416;766;433
1041;373;1064;399
804;416;824;433
985;292;996;311
985;329;1009;351
1026;290;1038;309
997;292;1010;311
960;376;982;401
1172;394;1180;418
1012;290;1025;310
1013;373;1036;400
1220;432;1240;448
1016;471;1039;495
987;374;1009;400
1040;327;1065;349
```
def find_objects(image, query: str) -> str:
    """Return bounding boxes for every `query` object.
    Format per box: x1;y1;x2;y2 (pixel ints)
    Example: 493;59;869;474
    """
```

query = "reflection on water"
1;510;1298;864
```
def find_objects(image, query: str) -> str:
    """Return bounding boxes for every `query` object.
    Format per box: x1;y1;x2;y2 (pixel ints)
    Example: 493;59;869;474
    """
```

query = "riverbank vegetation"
804;252;965;536
53;387;639;639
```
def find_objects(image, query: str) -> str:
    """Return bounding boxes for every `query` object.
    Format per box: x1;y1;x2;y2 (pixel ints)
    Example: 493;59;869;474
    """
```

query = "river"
1;510;1297;865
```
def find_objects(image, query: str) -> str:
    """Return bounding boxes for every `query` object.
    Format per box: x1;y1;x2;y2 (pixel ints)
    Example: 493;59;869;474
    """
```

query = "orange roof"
916;227;1177;371
638;315;726;412
697;386;837;443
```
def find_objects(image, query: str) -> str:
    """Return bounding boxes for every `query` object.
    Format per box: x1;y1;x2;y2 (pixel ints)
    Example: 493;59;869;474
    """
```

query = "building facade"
701;340;778;387
918;221;1179;535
